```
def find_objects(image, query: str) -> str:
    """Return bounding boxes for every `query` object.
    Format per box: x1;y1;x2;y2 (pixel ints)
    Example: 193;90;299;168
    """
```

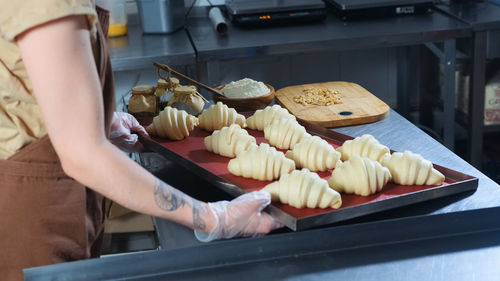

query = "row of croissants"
146;102;445;210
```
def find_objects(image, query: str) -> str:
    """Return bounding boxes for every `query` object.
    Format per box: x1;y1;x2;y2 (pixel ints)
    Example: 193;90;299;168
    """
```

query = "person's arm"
17;15;279;239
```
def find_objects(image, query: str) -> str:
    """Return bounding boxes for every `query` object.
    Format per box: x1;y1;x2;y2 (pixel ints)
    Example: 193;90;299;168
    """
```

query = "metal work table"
188;9;469;61
151;108;500;250
107;9;472;150
436;2;500;168
24;110;500;280
108;23;195;71
187;10;471;150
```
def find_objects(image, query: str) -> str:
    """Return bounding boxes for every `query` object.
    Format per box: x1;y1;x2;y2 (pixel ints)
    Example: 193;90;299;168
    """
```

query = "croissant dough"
246;104;295;131
204;124;257;158
285;136;341;172
328;155;391;196
381;150;445;185
146;106;198;140
264;168;342;209
228;143;295;181
264;118;311;150
337;134;390;163
198;102;246;131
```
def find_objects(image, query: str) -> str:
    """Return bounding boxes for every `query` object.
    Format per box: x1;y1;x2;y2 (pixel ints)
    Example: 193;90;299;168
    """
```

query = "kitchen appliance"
225;0;327;27
136;0;185;34
324;0;434;20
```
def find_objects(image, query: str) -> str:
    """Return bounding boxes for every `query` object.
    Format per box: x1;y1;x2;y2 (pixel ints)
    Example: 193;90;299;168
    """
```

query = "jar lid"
174;85;197;94
132;85;155;95
158;78;180;87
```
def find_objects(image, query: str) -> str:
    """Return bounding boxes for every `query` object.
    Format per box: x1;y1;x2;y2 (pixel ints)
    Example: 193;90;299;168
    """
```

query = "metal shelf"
484;123;500;133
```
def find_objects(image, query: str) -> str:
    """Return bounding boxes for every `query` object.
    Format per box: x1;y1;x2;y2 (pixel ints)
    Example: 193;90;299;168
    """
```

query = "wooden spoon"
153;62;225;98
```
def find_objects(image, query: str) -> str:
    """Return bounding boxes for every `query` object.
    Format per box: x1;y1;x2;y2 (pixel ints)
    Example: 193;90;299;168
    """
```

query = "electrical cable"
185;0;198;20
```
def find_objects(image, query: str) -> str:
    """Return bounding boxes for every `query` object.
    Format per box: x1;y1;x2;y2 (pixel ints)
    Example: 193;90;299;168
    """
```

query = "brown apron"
0;7;115;281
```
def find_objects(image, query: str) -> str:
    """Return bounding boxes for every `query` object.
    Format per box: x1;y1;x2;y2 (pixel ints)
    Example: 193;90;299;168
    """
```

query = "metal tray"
140;119;478;231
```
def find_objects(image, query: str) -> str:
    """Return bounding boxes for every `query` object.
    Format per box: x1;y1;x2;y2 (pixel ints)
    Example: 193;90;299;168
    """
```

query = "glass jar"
97;0;128;37
128;85;157;116
155;77;180;110
168;85;206;115
154;78;180;98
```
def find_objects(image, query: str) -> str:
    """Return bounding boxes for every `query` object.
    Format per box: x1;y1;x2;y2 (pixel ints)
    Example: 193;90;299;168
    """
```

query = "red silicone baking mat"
140;119;478;230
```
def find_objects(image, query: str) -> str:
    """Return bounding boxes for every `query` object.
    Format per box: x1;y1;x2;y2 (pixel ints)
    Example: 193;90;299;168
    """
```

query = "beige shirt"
0;0;98;159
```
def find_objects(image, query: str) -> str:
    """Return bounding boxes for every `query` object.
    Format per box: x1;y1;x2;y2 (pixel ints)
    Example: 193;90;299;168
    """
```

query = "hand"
109;112;149;153
195;190;283;242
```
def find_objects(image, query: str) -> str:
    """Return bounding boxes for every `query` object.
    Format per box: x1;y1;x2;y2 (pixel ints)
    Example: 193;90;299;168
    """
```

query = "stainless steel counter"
108;8;475;152
22;212;500;281
24;110;500;281
186;9;470;151
108;24;195;71
187;10;470;61
152;109;500;251
437;1;500;32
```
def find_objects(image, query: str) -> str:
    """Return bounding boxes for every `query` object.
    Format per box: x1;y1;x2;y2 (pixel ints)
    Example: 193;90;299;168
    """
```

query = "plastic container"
97;0;128;37
136;0;185;34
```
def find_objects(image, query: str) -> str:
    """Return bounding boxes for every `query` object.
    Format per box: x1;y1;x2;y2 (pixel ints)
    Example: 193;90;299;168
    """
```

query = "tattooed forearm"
154;180;187;212
192;199;207;231
154;179;208;231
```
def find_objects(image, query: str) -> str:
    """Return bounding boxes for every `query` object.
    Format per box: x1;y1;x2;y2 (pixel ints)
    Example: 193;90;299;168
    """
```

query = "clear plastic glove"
195;190;283;242
109;112;149;153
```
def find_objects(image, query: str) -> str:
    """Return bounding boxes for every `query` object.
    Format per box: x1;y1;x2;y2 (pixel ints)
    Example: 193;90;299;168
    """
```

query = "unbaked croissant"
228;143;295;181
264;118;311;150
198;102;246;131
204;124;257;158
246;104;295;131
285;135;341;172
381;150;445;185
336;134;390;163
146;106;198;140
328;155;391;196
264;168;342;209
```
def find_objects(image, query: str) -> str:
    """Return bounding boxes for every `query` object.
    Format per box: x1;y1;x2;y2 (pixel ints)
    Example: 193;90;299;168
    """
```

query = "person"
0;1;282;280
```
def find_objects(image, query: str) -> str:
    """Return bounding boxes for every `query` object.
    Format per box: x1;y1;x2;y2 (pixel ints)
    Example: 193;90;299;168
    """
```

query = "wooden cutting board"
275;81;390;127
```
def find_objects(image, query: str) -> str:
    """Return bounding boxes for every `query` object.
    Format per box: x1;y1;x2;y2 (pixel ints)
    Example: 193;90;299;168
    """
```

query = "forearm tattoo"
154;180;187;211
153;179;207;231
191;199;207;231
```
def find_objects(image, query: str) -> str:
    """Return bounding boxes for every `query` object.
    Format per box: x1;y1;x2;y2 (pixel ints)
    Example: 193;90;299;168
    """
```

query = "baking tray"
139;118;478;231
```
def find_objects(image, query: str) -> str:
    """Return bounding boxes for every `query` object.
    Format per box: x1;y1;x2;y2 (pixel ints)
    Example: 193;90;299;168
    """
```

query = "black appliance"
225;0;327;27
324;0;434;20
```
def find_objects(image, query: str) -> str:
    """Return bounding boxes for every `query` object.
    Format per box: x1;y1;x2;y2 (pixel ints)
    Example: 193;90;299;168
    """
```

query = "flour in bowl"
221;78;270;98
